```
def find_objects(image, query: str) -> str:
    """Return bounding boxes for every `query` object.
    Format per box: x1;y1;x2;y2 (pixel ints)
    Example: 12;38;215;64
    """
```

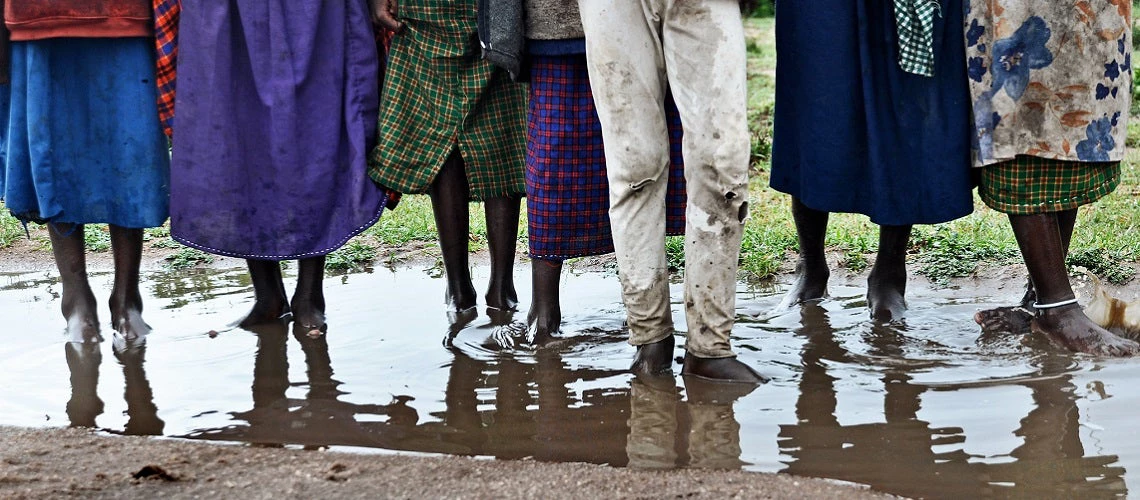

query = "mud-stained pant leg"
579;0;675;346
663;1;749;359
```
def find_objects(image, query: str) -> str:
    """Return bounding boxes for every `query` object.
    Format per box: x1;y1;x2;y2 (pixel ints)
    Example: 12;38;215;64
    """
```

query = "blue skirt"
770;0;973;225
0;38;170;228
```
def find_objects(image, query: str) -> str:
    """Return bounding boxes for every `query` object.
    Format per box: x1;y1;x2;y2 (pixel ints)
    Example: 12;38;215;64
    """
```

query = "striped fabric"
526;55;685;260
979;155;1121;215
153;0;179;139
893;0;940;77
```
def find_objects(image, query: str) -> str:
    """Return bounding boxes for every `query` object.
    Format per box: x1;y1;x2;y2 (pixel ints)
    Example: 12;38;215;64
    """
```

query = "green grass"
326;239;378;272
164;247;214;270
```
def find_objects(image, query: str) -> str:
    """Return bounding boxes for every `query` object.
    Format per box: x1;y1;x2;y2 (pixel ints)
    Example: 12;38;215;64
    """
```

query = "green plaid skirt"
367;1;526;200
979;155;1120;215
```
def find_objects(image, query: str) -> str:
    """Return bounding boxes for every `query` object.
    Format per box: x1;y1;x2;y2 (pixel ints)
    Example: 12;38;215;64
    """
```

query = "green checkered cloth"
979;155;1121;215
893;0;941;77
368;0;527;200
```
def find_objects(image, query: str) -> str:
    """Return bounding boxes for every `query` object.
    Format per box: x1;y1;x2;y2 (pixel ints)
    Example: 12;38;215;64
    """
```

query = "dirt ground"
0;426;899;499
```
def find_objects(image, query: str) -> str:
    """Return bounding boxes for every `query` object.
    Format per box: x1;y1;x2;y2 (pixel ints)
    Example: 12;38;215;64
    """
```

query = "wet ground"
1;265;1138;498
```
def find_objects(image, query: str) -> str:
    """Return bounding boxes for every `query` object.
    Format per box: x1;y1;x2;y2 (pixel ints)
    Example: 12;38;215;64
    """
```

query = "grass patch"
83;225;111;252
1067;248;1135;285
165;247;214;270
326;239;378;272
0;207;26;249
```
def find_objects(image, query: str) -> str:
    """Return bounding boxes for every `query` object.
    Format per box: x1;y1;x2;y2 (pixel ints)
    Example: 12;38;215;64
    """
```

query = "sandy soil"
0;426;896;499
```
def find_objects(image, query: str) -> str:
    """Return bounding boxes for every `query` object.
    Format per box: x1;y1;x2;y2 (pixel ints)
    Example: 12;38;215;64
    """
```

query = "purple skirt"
169;0;385;259
526;55;686;261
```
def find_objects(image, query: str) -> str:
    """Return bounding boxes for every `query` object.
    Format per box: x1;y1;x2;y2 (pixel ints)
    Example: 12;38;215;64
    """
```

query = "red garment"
6;1;152;41
153;0;178;139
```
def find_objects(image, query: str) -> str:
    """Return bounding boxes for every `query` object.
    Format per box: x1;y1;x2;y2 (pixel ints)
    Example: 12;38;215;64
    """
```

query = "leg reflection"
64;342;103;428
114;338;164;436
627;376;680;469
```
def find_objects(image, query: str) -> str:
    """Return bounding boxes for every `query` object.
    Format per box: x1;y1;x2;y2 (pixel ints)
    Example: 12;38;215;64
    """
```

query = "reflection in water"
8;267;1140;498
63;336;164;435
187;325;635;463
627;375;755;470
778;304;1127;498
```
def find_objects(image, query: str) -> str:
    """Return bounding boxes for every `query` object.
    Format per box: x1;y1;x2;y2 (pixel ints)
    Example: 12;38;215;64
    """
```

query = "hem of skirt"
528;229;683;261
979;174;1119;215
973;150;1127;169
170;198;387;261
7;211;168;230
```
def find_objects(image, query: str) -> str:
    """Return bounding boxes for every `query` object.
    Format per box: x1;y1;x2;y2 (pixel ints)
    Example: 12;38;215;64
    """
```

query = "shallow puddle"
1;265;1138;498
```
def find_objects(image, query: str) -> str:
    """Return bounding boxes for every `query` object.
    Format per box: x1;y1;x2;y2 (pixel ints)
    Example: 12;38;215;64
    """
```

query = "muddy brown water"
1;265;1138;498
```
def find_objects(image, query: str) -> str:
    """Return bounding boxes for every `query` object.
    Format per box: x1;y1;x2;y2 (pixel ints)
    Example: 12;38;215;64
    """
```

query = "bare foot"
446;284;478;313
237;298;291;329
778;259;829;309
974;306;1034;335
630;334;676;376
526;300;561;344
485;281;518;312
867;263;907;322
681;354;767;384
1031;304;1140;356
290;294;326;337
110;288;149;341
63;286;101;343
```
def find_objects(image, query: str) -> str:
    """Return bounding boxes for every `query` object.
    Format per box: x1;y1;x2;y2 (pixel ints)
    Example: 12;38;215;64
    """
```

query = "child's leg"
1010;212;1138;356
782;198;830;307
292;256;327;336
108;225;148;338
429;152;477;314
484;196;520;311
527;258;562;341
867;224;912;321
240;259;289;327
49;223;100;342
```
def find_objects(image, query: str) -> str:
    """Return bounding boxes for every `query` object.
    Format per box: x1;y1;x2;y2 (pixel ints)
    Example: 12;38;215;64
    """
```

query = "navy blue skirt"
770;0;973;225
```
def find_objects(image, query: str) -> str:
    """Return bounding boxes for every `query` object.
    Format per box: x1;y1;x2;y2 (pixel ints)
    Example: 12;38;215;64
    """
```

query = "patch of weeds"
665;236;685;271
1067;247;1134;285
0;210;27;249
325;239;377;272
84;225;111;252
839;249;869;273
1128;120;1140;148
143;225;170;241
739;226;797;280
150;237;182;249
165;247;214;270
912;226;1018;286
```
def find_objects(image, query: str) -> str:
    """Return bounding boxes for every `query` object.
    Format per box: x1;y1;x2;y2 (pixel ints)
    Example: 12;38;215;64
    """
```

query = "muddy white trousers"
579;0;749;358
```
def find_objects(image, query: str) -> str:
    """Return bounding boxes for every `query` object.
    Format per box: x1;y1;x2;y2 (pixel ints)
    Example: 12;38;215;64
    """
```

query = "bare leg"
1009;213;1138;356
867;224;911;322
239;259;289;328
108;225;148;339
430;152;477;313
976;209;1078;334
291;256;327;336
527;258;562;341
484;196;521;311
781;198;829;307
49;223;100;343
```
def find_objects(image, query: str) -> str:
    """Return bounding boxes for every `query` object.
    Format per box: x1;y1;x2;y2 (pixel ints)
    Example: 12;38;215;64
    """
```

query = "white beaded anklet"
1032;298;1079;309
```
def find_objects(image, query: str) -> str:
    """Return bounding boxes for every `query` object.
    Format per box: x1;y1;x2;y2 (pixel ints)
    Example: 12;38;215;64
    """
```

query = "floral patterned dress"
966;1;1132;167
